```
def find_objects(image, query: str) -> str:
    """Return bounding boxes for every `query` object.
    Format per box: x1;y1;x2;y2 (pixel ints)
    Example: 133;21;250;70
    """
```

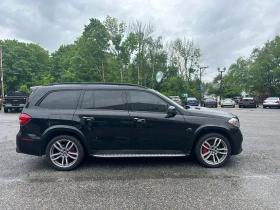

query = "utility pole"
199;66;208;106
0;46;4;97
217;67;226;104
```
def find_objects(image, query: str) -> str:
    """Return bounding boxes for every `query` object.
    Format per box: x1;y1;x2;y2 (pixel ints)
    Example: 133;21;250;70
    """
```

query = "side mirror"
166;106;177;118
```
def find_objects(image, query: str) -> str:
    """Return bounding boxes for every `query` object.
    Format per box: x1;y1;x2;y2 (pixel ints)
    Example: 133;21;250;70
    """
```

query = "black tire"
4;108;8;113
46;135;85;171
263;106;266;109
194;133;231;168
221;105;223;108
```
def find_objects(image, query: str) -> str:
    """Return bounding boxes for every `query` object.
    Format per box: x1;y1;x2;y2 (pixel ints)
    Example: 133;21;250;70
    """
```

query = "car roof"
32;82;147;91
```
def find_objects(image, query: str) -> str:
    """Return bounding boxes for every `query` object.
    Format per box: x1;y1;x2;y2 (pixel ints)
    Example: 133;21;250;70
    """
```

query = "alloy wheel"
200;137;228;166
50;139;79;168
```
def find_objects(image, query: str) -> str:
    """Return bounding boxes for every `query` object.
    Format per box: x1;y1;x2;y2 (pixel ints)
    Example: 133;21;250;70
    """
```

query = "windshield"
205;98;215;101
187;97;197;100
150;89;185;109
224;98;232;101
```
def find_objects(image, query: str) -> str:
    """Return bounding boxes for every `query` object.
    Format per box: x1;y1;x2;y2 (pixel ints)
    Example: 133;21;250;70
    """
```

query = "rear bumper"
16;132;43;156
4;104;25;108
205;103;217;107
263;104;280;107
239;103;257;107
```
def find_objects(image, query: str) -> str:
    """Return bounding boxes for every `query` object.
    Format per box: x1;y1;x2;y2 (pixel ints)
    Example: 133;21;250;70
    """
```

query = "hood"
184;106;237;119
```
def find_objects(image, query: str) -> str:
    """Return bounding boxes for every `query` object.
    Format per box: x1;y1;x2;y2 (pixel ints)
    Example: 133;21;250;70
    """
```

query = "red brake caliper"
71;148;77;157
202;143;208;154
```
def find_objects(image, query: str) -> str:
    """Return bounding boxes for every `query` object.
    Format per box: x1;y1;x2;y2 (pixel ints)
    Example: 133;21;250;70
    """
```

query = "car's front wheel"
46;135;84;171
195;133;231;168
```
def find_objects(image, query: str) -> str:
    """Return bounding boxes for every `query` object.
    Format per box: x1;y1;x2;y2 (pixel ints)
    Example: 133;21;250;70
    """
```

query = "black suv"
16;83;243;170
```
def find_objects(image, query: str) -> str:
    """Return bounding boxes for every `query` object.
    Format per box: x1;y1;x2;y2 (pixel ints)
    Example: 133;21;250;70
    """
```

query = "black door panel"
129;111;187;150
73;110;131;150
73;90;131;151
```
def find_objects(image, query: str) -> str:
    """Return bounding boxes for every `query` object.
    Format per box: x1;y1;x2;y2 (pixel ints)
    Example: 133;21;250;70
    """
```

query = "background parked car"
185;97;198;106
169;96;182;105
2;91;29;113
232;96;242;104
221;98;235;108
239;97;258;108
202;97;217;108
263;97;280;109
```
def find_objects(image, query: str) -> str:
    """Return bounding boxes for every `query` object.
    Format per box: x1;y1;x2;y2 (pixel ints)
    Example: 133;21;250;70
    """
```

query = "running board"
92;154;187;158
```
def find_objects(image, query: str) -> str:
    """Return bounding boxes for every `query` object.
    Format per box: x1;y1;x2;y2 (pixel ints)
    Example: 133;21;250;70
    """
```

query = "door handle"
133;118;146;123
82;116;95;121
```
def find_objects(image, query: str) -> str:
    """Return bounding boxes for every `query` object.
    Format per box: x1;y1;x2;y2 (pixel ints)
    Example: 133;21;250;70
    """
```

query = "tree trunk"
120;67;123;83
102;63;105;82
151;56;155;88
138;43;141;85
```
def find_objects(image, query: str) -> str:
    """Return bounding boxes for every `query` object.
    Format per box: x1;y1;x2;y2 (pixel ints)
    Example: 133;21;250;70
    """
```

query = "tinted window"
39;90;79;109
94;90;123;110
81;91;94;109
129;91;168;112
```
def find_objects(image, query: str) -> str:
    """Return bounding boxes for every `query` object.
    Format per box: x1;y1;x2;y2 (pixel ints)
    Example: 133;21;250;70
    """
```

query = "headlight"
228;118;240;128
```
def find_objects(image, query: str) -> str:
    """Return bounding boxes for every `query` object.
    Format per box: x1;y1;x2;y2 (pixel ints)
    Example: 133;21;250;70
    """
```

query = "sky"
0;0;280;82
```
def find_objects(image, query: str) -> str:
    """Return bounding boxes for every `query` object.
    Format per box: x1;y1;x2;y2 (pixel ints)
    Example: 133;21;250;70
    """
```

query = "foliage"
1;16;206;100
208;35;280;99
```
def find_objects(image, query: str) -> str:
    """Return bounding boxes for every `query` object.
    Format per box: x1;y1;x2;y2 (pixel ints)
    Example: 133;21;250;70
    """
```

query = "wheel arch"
41;126;90;155
191;126;233;155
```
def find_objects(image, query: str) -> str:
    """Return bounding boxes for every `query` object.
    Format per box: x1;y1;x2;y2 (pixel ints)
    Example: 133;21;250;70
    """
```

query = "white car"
221;98;235;107
263;97;280;108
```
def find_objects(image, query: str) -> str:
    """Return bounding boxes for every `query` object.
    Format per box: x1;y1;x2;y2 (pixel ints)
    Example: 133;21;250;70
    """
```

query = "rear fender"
41;125;90;154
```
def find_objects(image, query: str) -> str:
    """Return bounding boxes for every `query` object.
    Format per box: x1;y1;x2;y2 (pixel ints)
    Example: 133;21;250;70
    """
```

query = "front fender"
190;124;232;148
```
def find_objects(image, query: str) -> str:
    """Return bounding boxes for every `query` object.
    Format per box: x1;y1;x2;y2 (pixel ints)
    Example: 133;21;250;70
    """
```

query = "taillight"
263;100;266;103
276;101;279;104
19;114;31;126
2;98;5;104
25;97;29;102
250;100;254;103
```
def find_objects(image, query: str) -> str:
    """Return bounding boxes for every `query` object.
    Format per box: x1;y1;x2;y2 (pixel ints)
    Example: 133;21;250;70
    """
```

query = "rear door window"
94;90;124;110
38;90;80;109
81;90;94;109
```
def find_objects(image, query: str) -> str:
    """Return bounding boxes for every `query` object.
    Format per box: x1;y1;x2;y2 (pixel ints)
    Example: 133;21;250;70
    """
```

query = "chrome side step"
92;154;187;158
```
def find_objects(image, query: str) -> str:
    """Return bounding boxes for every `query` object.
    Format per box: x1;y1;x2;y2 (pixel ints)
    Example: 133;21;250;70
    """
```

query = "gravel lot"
0;107;280;210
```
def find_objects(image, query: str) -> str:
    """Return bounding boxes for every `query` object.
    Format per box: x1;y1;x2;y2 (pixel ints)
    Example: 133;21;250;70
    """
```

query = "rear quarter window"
38;90;80;109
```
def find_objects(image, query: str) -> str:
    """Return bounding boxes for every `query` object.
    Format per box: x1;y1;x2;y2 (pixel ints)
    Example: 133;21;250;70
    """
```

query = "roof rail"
43;82;147;88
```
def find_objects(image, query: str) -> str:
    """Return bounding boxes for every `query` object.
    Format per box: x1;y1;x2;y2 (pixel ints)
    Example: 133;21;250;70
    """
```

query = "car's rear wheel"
195;133;231;168
239;105;243;108
46;135;84;171
4;108;8;113
263;106;266;109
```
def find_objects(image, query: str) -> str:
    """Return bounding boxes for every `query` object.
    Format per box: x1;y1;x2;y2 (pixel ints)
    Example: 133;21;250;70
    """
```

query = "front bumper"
230;128;243;155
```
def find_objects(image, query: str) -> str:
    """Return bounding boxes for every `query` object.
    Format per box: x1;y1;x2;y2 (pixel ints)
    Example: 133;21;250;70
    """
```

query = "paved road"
0;107;280;210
